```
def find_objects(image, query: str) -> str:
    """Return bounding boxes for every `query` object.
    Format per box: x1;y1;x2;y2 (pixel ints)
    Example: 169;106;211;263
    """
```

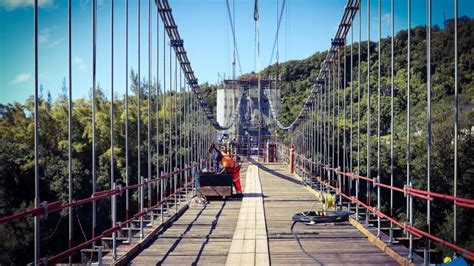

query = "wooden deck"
127;161;405;265
129;164;248;265
258;162;398;265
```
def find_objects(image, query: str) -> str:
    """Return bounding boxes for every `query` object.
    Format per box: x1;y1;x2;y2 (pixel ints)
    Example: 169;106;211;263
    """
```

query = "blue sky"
1;0;473;104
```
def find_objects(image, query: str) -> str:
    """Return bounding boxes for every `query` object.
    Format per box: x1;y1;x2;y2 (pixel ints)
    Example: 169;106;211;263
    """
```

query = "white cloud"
50;37;64;47
10;72;31;85
0;0;54;10
38;27;53;44
73;56;87;71
381;13;391;26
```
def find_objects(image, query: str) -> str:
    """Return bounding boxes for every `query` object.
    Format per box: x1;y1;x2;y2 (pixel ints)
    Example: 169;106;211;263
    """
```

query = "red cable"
47;180;193;264
303;154;473;207
0;165;198;225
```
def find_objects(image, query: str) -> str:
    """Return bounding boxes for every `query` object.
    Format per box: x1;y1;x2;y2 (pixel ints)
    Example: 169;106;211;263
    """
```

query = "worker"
209;143;243;194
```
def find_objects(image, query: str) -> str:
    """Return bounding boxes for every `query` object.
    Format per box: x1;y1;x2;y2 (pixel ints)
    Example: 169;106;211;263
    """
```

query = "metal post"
453;0;458;246
97;246;103;266
356;0;362;222
332;62;335;187
34;0;40;263
389;0;395;244
110;0;116;257
125;0;131;243
67;0;73;263
349;20;353;199
163;23;167;176
185;164;189;200
140;175;144;239
156;0;160;226
147;0;153;224
426;0;432;262
365;0;371;227
138;0;143;240
407;0;413;260
179;70;183;198
343;40;347;196
174;167;178;211
337;48;340;173
377;0;381;238
160;171;164;222
169;40;172;178
112;182;117;260
91;0;97;245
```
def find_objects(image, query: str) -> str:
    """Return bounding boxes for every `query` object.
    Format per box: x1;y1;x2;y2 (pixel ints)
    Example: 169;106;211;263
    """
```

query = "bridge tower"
217;75;280;155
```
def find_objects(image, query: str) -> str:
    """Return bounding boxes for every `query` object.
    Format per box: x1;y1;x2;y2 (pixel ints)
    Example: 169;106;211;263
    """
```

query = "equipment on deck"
197;172;234;199
292;210;350;224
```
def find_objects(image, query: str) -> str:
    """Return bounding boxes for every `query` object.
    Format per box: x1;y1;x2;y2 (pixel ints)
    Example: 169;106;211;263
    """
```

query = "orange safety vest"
221;155;236;169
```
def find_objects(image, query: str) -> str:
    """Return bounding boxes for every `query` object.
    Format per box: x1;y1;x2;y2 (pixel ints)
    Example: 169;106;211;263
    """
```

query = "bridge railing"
0;161;211;264
291;153;474;261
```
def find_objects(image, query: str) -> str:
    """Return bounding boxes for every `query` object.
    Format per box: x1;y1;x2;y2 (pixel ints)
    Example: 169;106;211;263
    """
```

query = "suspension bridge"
0;0;473;265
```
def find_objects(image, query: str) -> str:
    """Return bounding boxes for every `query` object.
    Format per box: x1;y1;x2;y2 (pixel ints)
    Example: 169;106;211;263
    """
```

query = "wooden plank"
225;164;270;266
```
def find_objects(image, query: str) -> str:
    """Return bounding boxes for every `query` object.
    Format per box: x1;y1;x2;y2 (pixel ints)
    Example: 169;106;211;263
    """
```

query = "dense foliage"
0;73;207;264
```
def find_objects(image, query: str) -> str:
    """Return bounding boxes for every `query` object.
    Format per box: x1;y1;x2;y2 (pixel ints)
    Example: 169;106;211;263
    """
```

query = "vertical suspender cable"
426;0;432;262
169;39;172;176
138;0;144;240
188;86;191;166
257;13;261;162
350;21;353;194
174;57;178;172
67;0;73;264
147;0;153;222
34;0;40;263
146;0;152;221
337;49;340;170
343;40;347;193
453;0;458;245
91;0;97;243
356;1;362;221
407;0;413;259
377;0;381;238
190;88;193;163
314;98;317;167
156;1;160;212
168;40;172;174
125;0;130;242
179;69;183;174
321;82;324;180
183;75;186;168
111;0;117;259
390;0;394;244
366;0;371;227
332;62;335;176
162;22;166;174
160;22;165;221
324;79;327;178
316;93;319;166
111;0;115;208
185;85;189;166
174;55;177;209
